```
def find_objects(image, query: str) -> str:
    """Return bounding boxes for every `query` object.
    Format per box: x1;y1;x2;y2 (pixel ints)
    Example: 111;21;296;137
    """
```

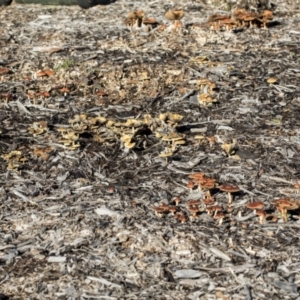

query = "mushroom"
142;17;159;31
294;182;300;193
124;10;145;29
246;201;265;214
175;213;187;223
165;9;184;21
173;197;181;206
153;206;168;217
198;93;217;106
203;197;215;206
187;181;195;192
168;206;177;215
199;178;216;197
208;13;230;23
214;212;225;226
195;177;215;192
187;206;199;220
165;9;184;33
219;18;237;31
219;184;240;205
267;77;277;85
272;198;299;222
206;205;222;217
186;199;201;207
259;10;273;28
256;210;266;224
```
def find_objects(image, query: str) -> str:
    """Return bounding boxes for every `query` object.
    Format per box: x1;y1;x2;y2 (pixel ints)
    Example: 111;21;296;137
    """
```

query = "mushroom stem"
228;192;233;204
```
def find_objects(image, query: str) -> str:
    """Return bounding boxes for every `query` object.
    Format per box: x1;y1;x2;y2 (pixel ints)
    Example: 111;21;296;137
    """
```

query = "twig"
261;175;293;184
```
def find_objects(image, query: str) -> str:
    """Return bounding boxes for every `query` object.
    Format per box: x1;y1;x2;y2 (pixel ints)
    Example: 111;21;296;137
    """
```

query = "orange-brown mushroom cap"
214;212;225;225
219;184;240;204
246;201;265;210
256;209;266;224
165;10;184;21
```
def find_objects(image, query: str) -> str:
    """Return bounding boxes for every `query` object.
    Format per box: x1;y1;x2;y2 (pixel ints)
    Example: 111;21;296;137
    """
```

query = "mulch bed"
1;0;300;299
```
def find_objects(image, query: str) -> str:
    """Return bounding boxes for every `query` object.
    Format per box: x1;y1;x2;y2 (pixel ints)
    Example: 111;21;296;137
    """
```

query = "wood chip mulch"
1;0;300;298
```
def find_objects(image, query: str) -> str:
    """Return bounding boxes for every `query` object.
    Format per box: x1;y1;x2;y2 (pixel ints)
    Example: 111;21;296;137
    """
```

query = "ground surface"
1;0;300;299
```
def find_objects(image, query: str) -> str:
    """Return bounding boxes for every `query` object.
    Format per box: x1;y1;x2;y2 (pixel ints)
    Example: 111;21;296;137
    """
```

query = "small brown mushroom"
214;212;225;226
272;198;299;222
246;201;265;214
187;181;195;192
203;197;215;206
153;206;167;217
199;179;216;197
256;210;266;224
165;9;184;21
173;197;181;206
165;9;184;33
176;213;187;223
142;17;159;31
187;206;199;220
206;205;222;217
219;184;240;204
168;206;177;215
124;9;145;28
196;177;216;192
186;199;201;207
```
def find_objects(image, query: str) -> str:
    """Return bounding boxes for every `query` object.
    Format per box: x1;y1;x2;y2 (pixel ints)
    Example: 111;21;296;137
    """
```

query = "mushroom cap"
124;141;136;149
242;15;257;21
206;205;222;214
278;201;298;210
209;205;222;211
165;9;184;21
219;184;240;193
203;197;215;205
187;206;199;214
200;181;215;190
267;77;277;84
208;14;230;22
187;181;195;189
186;199;201;207
246;201;265;210
256;209;266;217
198;177;216;184
271;198;297;209
220;19;237;25
143;17;158;25
168;206;177;213
214;212;225;219
128;10;144;20
176;213;187;223
173;197;181;204
262;10;273;19
294;183;300;190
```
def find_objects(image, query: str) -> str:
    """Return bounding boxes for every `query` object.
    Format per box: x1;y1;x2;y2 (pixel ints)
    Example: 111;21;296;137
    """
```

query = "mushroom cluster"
207;9;273;31
26;112;186;156
153;173;300;225
123;9;185;33
153;172;241;226
124;8;274;34
1;150;28;171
